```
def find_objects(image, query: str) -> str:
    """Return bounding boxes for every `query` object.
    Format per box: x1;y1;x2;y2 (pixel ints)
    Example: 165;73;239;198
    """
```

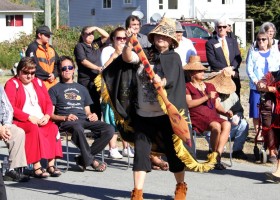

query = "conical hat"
148;17;179;48
183;55;207;71
205;67;236;94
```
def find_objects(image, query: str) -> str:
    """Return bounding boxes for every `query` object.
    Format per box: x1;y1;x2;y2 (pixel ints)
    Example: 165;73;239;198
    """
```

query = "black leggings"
78;78;102;120
133;114;185;173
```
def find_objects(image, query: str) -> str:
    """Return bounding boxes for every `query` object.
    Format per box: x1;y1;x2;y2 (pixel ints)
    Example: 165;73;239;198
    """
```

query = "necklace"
191;82;214;109
190;81;206;92
23;83;38;106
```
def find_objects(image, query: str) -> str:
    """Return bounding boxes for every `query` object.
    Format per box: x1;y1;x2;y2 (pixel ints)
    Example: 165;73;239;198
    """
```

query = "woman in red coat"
5;57;63;178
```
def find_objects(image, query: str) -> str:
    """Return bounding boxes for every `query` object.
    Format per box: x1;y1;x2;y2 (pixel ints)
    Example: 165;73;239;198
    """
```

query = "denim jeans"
204;118;248;152
230;118;249;152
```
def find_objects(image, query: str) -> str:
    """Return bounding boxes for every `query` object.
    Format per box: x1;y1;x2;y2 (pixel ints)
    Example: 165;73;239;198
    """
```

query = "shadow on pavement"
7;179;172;200
209;168;267;182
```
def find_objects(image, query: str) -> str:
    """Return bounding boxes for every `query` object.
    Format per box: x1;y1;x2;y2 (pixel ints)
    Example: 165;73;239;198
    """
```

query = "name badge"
214;43;221;48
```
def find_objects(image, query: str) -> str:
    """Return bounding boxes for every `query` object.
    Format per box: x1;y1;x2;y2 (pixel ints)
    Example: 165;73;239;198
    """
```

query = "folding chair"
59;129;105;171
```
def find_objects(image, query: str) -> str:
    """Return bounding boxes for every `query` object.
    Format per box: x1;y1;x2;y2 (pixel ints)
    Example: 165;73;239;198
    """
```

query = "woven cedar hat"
148;17;179;48
183;55;207;71
205;67;236;94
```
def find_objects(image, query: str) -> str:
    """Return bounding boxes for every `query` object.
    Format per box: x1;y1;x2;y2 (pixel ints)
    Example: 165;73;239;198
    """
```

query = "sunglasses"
85;32;94;36
21;70;35;75
43;34;51;38
217;26;227;29
61;66;74;71
115;36;127;41
257;38;267;42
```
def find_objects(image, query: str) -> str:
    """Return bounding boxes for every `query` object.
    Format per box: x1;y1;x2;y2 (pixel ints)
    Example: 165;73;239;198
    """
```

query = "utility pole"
45;0;52;44
56;0;59;29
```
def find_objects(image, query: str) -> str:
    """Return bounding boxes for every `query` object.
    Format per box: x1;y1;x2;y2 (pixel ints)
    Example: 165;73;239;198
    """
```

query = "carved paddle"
129;35;192;147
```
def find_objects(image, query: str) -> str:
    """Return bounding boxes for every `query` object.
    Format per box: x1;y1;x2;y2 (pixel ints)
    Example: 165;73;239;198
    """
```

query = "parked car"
140;22;212;65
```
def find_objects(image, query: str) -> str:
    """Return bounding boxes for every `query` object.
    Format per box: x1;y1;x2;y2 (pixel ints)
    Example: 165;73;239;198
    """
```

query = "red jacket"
4;77;53;123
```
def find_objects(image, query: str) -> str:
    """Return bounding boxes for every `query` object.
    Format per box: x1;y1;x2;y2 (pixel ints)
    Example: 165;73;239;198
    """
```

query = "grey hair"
215;17;228;27
259;22;276;36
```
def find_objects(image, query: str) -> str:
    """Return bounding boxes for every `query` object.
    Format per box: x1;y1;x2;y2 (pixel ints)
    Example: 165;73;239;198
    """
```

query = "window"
103;0;111;8
124;0;132;3
6;15;23;26
159;0;163;9
222;0;225;4
190;26;209;39
168;0;177;9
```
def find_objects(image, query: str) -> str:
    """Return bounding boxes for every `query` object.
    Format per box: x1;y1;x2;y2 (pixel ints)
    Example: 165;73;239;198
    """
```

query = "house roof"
0;0;43;13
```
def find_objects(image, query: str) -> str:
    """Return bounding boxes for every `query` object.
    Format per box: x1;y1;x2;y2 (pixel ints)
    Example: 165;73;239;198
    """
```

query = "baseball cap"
36;25;53;35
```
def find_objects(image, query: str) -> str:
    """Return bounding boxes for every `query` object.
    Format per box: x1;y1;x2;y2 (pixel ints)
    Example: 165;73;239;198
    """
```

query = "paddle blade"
166;103;192;147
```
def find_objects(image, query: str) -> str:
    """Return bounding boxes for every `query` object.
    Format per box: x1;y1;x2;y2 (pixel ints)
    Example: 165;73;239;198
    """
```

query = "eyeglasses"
115;37;127;41
21;70;36;75
217;26;227;29
61;66;74;71
85;32;94;36
257;38;267;42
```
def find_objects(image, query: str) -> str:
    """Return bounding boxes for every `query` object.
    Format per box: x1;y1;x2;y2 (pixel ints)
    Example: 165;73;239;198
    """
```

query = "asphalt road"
1;140;279;200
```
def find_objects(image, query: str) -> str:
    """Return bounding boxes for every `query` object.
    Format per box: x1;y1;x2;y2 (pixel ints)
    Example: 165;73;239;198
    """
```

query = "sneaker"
122;147;134;158
268;155;277;164
3;170;30;182
108;148;123;159
232;150;248;160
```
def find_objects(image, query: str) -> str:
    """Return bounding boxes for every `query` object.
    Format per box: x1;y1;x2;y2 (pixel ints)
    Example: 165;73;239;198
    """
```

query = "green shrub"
0;25;119;69
0;32;33;69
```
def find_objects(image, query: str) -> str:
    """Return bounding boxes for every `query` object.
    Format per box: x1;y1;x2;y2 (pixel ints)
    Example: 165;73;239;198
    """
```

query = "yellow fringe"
94;74;134;133
173;134;217;172
157;94;167;114
95;74;217;172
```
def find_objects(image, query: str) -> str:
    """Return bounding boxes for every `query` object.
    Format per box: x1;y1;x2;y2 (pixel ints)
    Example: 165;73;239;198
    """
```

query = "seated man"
49;56;114;172
0;86;29;182
206;67;248;160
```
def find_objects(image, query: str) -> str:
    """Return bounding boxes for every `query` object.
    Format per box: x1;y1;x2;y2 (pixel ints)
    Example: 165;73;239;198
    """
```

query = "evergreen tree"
247;0;280;38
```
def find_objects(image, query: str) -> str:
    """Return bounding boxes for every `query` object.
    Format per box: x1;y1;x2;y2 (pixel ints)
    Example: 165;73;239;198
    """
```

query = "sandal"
214;161;226;170
152;160;169;171
47;166;62;177
150;156;169;171
91;159;107;172
32;167;49;178
214;153;226;170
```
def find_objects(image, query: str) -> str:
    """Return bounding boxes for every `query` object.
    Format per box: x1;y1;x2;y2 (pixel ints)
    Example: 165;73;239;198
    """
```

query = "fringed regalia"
95;47;217;172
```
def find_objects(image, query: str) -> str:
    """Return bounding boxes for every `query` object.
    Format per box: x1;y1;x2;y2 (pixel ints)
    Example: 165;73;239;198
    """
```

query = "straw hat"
148;17;179;48
183;55;207;71
205;67;236;94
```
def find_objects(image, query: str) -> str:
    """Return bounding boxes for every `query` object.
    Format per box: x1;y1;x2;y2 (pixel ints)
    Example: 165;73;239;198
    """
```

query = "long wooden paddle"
129;35;192;147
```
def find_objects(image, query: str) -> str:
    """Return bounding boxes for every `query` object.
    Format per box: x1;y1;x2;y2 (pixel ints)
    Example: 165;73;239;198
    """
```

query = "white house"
0;0;43;42
69;0;246;46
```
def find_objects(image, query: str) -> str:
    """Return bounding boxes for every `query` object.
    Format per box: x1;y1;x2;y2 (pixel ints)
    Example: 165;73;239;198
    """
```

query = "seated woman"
184;55;232;170
4;57;63;178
